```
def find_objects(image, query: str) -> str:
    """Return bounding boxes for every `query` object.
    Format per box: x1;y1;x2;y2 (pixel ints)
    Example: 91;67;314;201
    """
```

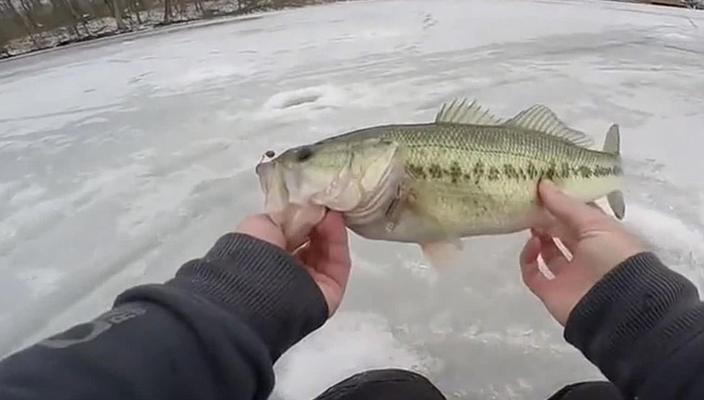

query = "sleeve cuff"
564;251;704;394
167;233;329;360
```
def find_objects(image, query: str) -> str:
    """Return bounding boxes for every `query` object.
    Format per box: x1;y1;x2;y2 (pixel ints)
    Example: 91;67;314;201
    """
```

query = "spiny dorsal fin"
504;105;594;148
435;98;504;125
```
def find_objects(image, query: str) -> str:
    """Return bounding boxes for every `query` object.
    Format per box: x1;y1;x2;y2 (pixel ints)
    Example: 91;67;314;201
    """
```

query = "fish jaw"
255;160;326;248
280;203;327;249
255;160;290;220
254;136;404;248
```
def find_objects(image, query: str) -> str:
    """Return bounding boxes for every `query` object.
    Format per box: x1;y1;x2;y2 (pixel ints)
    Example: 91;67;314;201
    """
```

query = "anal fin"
419;239;463;269
607;190;625;220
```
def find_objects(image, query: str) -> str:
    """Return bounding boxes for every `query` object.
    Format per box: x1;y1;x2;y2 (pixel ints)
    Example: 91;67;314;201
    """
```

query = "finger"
538;180;606;232
309;211;351;286
536;234;571;275
519;234;543;288
292;241;311;258
535;218;578;251
530;207;580;250
311;211;348;247
533;229;572;263
284;206;326;251
552;237;573;261
535;232;562;264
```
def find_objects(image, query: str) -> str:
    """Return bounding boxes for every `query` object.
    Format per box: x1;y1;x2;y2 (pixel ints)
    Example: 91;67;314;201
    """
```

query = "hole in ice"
263;86;336;111
280;94;322;109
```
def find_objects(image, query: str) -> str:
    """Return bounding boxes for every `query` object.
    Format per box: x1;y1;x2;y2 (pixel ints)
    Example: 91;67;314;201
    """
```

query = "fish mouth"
255;160;290;216
254;158;326;248
255;160;274;193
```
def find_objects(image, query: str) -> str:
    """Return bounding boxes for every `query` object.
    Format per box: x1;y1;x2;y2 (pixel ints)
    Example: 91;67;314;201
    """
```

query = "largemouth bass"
255;98;624;266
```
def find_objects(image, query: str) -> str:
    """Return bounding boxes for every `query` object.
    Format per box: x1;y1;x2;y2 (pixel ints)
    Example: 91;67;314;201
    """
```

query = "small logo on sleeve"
38;305;147;349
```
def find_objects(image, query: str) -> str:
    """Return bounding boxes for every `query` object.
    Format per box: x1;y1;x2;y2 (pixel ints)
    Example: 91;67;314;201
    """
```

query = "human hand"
519;180;646;326
236;211;351;317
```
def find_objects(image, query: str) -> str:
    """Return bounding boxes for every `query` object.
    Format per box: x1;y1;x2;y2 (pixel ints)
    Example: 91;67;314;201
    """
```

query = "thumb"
538;180;604;231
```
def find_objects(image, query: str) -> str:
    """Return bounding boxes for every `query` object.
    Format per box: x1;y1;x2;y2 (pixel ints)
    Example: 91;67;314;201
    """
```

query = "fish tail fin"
603;123;620;154
603;124;625;219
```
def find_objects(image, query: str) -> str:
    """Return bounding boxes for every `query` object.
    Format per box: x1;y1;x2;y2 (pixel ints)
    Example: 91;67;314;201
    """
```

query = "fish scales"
255;98;625;267
336;123;620;239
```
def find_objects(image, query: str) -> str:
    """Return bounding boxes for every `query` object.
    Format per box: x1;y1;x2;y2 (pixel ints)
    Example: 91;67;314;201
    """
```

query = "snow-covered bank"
0;0;340;59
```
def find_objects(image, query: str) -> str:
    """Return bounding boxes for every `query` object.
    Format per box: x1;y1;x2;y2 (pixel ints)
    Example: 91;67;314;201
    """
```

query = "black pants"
313;369;624;400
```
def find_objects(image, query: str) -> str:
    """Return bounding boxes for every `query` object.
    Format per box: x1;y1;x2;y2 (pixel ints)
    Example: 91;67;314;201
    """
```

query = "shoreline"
0;0;346;62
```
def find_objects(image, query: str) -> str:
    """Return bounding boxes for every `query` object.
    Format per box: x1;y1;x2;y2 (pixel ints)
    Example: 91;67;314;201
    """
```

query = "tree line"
0;0;335;57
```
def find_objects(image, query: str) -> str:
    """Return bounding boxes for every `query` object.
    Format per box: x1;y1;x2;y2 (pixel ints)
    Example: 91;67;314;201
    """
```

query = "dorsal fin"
435;98;504;125
504;105;594;147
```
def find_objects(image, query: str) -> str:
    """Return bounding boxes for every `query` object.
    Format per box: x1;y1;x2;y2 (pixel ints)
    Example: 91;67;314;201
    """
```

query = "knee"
549;381;623;400
315;368;444;400
351;368;433;383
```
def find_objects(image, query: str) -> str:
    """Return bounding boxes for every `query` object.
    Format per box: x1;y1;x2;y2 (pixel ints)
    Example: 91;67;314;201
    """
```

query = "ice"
272;311;438;400
1;0;704;398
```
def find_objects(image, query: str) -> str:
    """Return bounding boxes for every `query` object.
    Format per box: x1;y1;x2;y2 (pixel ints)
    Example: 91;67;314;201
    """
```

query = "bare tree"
18;0;41;32
126;0;142;24
2;0;41;46
109;0;127;30
163;0;172;22
54;0;86;38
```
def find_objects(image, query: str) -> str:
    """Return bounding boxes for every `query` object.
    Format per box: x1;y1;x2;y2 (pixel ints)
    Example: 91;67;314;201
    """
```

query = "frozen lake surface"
2;0;704;398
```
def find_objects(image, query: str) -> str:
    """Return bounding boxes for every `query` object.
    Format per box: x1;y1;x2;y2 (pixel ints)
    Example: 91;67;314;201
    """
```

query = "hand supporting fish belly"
255;98;625;267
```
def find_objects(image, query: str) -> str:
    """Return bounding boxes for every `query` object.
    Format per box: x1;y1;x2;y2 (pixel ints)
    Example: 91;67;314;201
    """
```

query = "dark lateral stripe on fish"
405;161;622;184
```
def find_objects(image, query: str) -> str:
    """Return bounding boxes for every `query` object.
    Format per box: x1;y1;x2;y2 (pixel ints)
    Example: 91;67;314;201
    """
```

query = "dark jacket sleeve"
0;233;329;400
565;252;704;399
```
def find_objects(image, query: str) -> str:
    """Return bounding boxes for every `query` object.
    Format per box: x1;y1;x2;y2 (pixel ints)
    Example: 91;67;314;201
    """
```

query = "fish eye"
265;150;276;158
296;146;314;162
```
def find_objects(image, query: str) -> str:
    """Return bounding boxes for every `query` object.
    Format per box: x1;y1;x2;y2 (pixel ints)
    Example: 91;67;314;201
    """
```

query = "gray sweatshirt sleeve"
565;252;704;399
0;233;329;400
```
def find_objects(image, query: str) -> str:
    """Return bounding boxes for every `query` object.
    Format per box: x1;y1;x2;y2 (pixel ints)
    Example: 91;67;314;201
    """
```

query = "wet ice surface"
2;0;704;398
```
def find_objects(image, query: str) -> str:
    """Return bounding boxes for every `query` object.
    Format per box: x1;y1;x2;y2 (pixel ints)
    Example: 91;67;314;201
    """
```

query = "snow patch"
0;181;23;202
0;198;70;252
273;311;436;400
262;85;345;111
625;202;704;290
626;203;704;257
258;83;386;121
77;116;110;126
16;268;65;299
8;184;47;207
116;167;210;236
151;64;252;93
